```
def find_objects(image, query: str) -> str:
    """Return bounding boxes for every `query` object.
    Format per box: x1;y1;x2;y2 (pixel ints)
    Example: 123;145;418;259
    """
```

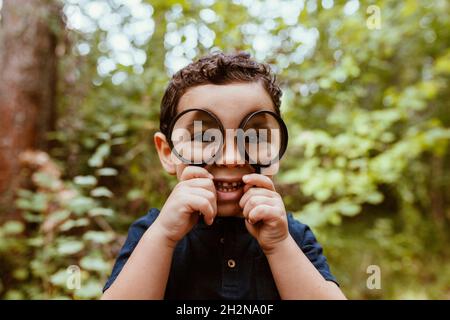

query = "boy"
101;52;346;300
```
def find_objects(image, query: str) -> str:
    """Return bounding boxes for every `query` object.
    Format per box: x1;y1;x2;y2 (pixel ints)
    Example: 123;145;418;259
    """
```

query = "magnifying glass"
168;108;224;166
237;110;288;174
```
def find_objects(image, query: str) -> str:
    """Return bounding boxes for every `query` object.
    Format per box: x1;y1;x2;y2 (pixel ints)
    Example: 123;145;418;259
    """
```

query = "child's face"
155;81;280;217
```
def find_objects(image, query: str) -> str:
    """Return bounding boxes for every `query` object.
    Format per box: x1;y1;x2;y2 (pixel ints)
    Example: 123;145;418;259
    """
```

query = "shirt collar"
195;215;248;233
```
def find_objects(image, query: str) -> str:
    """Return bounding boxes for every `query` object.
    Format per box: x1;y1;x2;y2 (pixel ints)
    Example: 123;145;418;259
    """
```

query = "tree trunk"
0;0;59;214
430;155;445;223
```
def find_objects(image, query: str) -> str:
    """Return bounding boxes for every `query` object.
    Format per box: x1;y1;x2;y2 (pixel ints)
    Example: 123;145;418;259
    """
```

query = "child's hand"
239;174;289;254
153;166;217;246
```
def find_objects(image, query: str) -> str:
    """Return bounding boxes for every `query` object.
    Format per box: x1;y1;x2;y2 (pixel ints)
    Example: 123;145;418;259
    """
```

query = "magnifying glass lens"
241;112;284;166
170;110;223;165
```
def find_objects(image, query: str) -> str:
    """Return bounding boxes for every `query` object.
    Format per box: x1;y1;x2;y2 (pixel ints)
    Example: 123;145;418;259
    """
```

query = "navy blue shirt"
103;208;338;299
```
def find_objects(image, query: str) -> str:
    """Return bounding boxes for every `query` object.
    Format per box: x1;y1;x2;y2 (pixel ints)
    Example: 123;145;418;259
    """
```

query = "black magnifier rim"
167;108;225;165
238;110;289;168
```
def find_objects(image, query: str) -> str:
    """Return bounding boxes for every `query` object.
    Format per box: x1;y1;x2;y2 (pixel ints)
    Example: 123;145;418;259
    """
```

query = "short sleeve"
287;213;339;286
102;208;160;293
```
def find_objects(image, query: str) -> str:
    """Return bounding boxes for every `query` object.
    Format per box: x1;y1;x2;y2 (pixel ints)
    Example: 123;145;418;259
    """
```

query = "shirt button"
227;259;236;268
220;237;225;244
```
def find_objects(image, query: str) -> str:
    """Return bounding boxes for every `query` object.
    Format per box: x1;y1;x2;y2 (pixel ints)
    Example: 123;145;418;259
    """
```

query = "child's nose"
215;132;245;167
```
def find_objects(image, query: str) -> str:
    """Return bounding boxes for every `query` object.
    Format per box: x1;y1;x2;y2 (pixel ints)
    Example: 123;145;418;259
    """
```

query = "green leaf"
88;143;111;168
96;168;118;176
126;189;144;201
23;211;43;223
90;187;113;198
5;290;25;300
74;175;97;186
16;188;33;198
27;237;44;247
33;172;60;190
2;221;25;235
97;132;111;141
366;191;384;204
16;193;48;212
15;198;32;211
83;231;114;244
109;123;128;135
12;268;28;280
57;240;84;255
48;210;71;224
338;202;361;216
67;196;96;215
50;269;68;287
434;51;450;74
74;281;103;299
110;137;127;145
88;207;114;217
59;218;90;232
80;256;110;272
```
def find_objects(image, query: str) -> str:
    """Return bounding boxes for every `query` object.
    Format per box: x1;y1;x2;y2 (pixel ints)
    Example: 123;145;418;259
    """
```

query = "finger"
180;178;217;216
242;196;277;220
247;204;280;225
242;174;276;192
180;166;214;181
188;195;215;225
239;187;278;209
182;178;216;194
188;187;217;218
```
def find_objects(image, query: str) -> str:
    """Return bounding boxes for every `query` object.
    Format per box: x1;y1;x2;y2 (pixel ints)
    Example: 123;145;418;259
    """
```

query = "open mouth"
214;180;244;192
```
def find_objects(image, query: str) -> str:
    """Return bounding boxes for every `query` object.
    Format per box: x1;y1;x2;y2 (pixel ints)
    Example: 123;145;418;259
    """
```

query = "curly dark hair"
159;51;283;136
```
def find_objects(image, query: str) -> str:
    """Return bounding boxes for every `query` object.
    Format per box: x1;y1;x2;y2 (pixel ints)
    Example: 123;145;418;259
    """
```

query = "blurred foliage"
0;0;449;299
0;151;120;299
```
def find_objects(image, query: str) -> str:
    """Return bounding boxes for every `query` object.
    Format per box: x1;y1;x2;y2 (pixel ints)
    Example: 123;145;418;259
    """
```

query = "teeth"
215;180;242;192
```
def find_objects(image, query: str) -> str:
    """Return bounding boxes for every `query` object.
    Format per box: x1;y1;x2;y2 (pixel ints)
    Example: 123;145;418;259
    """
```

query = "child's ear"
154;132;176;175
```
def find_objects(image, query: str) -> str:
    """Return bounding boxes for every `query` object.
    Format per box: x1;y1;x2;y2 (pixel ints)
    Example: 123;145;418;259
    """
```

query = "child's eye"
247;133;268;144
192;132;209;142
257;134;268;143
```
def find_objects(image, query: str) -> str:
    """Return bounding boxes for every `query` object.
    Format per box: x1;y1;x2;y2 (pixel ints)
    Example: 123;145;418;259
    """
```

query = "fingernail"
242;175;249;182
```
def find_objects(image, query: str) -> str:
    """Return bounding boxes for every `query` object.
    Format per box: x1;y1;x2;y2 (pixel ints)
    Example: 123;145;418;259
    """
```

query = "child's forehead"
177;82;275;127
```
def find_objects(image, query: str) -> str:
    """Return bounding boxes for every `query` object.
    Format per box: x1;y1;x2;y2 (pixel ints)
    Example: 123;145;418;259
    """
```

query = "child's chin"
216;202;244;218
